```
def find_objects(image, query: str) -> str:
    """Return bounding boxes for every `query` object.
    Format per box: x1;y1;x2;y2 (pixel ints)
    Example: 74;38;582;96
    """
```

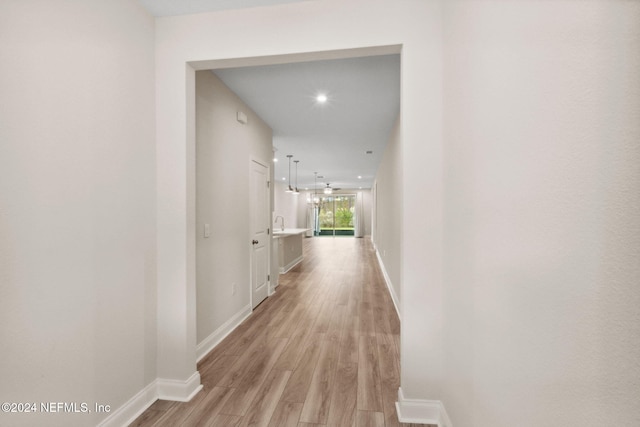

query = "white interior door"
250;160;269;308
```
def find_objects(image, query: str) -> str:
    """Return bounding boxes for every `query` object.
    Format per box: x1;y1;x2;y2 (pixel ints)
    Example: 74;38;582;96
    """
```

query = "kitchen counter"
272;228;310;274
272;228;310;237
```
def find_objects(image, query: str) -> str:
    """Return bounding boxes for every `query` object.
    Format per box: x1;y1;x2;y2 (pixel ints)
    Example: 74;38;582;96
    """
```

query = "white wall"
442;1;640;426
362;190;372;237
373;117;402;309
298;192;311;233
0;1;156;426
273;182;300;229
154;0;443;406
156;2;640;425
195;71;273;347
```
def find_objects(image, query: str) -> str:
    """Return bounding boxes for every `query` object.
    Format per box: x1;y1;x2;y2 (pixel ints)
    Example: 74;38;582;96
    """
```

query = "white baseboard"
101;304;256;427
99;371;204;426
375;248;401;318
97;380;158;427
157;371;203;402
196;304;252;362
396;388;452;427
279;255;303;274
101;304;253;426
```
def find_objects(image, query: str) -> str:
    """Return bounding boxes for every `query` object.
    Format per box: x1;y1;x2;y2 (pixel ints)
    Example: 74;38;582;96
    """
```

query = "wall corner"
396;387;452;427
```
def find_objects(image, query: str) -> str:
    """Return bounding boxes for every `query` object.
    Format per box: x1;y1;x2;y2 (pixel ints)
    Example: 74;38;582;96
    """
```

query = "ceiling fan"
324;183;341;194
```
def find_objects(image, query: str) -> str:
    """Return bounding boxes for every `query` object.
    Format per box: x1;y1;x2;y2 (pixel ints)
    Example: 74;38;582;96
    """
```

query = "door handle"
252;240;259;245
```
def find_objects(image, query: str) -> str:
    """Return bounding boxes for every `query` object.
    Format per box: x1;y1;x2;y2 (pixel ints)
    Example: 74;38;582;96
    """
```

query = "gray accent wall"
195;71;273;346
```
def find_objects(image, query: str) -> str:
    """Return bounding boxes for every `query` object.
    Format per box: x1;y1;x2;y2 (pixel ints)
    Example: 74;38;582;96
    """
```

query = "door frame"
155;43;416;404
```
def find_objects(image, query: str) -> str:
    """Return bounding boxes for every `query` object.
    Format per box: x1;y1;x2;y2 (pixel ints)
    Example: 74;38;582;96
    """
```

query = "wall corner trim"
97;380;158;427
396;387;452;427
375;248;401;318
196;303;252;362
99;371;205;427
157;371;203;402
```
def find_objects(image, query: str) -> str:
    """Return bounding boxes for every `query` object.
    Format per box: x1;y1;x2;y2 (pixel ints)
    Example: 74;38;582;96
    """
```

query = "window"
317;195;355;236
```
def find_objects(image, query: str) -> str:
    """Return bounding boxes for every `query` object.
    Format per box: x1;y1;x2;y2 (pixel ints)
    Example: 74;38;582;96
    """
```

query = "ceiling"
138;0;401;192
214;55;400;191
138;0;312;16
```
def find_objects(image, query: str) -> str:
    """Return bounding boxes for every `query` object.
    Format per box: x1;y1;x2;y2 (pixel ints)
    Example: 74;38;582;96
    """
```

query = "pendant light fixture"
285;155;294;193
293;160;300;194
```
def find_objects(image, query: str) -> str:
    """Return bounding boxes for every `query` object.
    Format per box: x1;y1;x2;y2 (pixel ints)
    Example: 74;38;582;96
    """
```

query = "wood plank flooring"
130;237;432;427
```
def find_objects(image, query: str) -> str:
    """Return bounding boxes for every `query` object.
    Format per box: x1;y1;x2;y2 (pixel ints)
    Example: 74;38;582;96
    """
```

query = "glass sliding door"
317;195;355;236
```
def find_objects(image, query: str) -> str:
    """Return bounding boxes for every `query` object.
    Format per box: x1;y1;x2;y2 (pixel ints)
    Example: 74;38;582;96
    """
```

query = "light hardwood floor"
130;237;432;427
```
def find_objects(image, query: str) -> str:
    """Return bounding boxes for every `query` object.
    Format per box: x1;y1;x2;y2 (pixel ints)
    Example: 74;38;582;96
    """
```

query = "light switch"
204;224;211;238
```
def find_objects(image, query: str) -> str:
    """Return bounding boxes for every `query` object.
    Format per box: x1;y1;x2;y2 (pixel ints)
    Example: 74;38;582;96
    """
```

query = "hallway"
131;237;427;427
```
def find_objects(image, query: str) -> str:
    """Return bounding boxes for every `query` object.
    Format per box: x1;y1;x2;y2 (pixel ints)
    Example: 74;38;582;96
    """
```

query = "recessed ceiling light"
316;94;328;103
357;175;362;179
282;177;286;181
273;158;278;162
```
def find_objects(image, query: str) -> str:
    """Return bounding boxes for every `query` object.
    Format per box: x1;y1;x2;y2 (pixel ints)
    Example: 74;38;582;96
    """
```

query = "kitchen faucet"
274;215;285;231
